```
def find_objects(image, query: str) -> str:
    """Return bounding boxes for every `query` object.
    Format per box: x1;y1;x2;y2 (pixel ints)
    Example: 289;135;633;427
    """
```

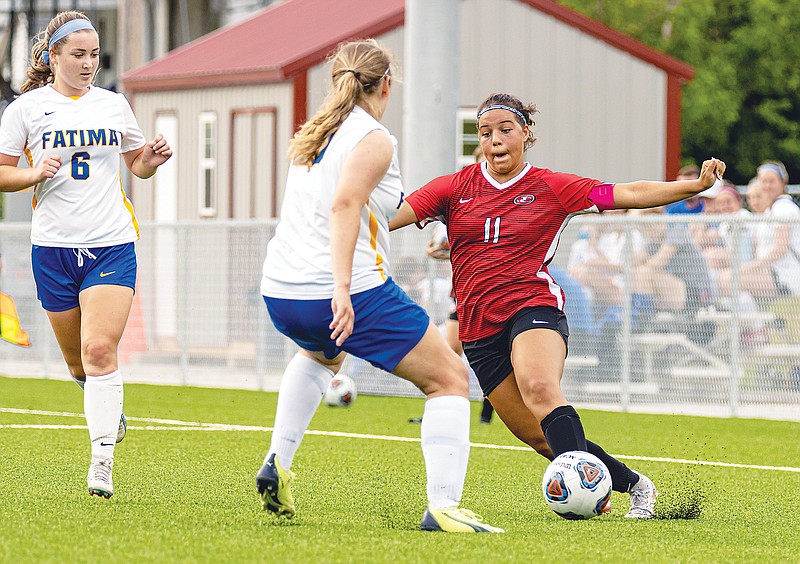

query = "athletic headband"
42;19;96;64
477;104;527;124
757;162;788;184
719;185;743;205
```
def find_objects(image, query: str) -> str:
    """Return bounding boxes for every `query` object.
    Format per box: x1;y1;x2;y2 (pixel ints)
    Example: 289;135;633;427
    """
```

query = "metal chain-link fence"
1;214;799;420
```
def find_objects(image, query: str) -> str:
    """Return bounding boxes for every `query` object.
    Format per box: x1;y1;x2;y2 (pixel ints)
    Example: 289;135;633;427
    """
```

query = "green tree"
558;0;800;184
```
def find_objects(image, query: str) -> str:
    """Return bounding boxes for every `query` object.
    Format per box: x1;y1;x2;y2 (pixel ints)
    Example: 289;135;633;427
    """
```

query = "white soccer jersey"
261;105;404;299
0;85;146;247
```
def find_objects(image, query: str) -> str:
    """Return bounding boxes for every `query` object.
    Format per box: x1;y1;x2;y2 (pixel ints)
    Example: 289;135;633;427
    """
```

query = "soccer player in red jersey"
390;92;726;518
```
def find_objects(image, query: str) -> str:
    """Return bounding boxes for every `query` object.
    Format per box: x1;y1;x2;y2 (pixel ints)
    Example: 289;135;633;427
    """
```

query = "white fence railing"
1;214;799;421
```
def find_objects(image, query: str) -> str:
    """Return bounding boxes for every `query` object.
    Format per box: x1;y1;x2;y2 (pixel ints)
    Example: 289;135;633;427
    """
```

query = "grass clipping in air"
653;477;705;520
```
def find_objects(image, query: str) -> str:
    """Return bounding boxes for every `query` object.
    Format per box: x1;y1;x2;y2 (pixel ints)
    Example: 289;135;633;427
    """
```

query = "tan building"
122;0;694;222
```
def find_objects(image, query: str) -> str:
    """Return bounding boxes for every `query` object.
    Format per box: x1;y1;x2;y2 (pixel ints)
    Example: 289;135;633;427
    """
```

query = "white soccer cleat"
87;457;114;499
625;471;657;519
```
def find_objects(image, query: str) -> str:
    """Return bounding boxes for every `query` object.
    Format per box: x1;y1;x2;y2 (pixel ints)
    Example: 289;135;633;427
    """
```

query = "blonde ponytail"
289;39;395;166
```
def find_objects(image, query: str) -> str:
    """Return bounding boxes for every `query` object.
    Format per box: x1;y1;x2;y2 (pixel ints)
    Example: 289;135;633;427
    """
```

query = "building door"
230;107;277;219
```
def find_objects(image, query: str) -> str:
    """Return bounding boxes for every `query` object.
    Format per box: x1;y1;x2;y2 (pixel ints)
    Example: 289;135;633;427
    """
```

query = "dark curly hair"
477;93;538;150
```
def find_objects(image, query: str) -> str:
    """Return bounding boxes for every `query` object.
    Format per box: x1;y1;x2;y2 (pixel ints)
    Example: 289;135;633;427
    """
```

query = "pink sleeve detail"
589;183;616;211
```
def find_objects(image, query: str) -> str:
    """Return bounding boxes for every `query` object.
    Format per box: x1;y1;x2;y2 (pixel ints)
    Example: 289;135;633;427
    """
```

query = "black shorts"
462;306;569;395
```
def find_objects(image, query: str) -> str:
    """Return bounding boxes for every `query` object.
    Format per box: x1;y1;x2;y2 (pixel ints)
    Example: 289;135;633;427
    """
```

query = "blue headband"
42;19;96;64
477;104;528;125
757;162;788;184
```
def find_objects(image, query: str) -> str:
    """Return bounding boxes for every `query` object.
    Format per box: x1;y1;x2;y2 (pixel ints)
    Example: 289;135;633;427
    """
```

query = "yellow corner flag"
0;291;31;347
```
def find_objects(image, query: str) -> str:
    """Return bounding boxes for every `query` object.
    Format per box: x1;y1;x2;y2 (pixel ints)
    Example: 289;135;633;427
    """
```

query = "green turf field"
1;375;799;562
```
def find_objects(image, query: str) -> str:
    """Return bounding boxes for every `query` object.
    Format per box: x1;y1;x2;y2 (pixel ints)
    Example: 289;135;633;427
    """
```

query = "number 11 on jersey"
484;216;501;243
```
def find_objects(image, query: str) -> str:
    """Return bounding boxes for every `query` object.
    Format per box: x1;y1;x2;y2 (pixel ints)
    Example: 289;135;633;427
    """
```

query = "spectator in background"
756;161;800;297
695;181;754;271
631;206;715;340
567;211;640;376
665;164;704;215
726;162;800;300
746;176;770;214
697;182;767;341
568;210;630;317
663;164;717;329
417;241;456;327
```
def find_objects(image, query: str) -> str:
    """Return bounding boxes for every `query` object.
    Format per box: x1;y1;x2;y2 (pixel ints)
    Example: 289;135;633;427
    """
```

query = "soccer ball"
323;374;357;407
541;451;612;520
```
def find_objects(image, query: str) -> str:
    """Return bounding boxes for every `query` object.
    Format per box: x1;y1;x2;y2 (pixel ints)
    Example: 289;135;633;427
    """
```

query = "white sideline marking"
3;407;799;473
0;407;215;427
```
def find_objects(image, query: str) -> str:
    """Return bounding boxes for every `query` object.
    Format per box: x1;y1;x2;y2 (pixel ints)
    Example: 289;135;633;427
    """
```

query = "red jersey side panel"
407;162;604;341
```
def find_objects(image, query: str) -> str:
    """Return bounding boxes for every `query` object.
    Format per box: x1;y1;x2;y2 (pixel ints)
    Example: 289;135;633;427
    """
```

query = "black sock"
480;399;494;420
586;440;640;493
540;405;587;457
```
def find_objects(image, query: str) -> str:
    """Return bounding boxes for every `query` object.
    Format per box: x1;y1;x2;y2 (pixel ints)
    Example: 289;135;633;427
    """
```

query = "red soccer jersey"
406;162;610;342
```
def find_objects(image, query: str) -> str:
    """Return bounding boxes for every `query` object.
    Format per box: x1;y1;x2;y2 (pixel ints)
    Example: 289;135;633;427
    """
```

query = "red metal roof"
122;0;405;92
122;0;692;92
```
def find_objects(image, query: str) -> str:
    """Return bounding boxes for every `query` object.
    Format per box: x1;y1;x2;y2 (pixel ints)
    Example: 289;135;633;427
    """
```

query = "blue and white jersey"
0;84;145;247
262;105;404;299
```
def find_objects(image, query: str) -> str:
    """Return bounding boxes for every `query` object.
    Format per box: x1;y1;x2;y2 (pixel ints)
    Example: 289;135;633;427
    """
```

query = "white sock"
266;353;332;470
84;370;123;459
71;375;86;390
420;395;471;509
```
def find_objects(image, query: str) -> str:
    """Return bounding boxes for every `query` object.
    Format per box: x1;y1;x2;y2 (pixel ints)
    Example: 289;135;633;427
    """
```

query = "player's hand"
34;154;62;181
329;287;355;346
142;133;173;168
425;239;450;260
699;158;726;189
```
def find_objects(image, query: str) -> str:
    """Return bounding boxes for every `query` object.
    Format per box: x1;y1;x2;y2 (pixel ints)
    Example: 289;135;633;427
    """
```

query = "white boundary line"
3;407;799;473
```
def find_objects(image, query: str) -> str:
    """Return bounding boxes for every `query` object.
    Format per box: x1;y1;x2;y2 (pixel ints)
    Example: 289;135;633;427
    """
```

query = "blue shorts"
31;243;137;312
264;277;430;372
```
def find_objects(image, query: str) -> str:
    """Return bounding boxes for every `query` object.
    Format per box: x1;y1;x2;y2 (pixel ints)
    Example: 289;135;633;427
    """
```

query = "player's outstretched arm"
613;157;725;209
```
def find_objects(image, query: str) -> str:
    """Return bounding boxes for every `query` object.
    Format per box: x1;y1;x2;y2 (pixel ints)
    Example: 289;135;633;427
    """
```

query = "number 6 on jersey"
71;151;90;180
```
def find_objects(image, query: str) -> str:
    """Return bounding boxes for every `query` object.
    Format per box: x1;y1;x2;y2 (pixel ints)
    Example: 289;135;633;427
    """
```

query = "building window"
456;108;480;169
199;112;217;217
